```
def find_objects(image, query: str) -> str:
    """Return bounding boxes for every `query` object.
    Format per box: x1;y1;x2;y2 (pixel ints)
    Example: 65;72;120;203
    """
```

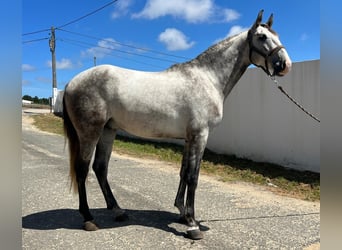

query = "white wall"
207;60;320;172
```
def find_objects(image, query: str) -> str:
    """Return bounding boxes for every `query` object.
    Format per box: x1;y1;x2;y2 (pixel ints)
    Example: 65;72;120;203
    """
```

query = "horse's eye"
258;34;267;41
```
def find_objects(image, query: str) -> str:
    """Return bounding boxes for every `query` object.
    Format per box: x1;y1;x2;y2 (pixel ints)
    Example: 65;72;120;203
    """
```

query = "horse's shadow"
22;208;209;237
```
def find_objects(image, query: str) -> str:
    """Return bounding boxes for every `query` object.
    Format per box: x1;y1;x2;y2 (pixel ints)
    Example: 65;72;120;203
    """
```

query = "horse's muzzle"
274;60;291;76
273;50;292;76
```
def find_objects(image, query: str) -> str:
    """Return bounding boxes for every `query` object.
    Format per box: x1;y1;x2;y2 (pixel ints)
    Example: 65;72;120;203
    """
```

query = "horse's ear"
251;9;264;30
266;13;274;28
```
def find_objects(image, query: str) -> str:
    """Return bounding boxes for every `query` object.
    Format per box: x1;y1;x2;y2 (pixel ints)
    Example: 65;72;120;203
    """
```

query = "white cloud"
214;25;249;43
300;33;309;41
133;0;240;23
226;25;248;37
22;64;36;72
111;0;133;19
47;58;74;70
158;28;195;51
81;38;119;59
222;9;240;22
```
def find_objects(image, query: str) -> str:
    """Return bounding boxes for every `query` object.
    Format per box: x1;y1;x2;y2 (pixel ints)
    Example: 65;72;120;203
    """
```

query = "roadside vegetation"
31;113;320;201
22;95;50;105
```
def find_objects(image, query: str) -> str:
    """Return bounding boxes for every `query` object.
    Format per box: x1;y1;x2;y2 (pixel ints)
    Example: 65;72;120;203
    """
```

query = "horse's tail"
63;94;79;194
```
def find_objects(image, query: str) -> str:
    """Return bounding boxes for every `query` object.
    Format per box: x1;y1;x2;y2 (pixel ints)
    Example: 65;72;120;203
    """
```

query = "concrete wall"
207;60;320;172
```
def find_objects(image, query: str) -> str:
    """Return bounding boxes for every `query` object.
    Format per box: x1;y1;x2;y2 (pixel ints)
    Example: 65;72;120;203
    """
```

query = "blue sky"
22;0;320;98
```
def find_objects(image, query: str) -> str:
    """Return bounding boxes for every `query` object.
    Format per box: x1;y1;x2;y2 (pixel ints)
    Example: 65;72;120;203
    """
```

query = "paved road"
22;111;320;249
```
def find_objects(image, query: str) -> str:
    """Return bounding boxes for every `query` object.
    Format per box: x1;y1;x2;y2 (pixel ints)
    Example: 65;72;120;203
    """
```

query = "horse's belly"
113;111;187;140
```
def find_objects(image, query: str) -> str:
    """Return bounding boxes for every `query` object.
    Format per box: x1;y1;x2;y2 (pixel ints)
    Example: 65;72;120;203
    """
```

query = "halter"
247;30;285;76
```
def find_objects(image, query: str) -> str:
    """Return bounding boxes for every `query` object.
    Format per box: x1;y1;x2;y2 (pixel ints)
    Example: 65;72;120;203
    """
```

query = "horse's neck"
181;31;251;100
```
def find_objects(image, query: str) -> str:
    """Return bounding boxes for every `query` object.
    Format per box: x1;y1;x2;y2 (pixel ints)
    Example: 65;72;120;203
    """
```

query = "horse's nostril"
275;60;291;76
274;60;286;71
282;61;286;70
274;61;282;72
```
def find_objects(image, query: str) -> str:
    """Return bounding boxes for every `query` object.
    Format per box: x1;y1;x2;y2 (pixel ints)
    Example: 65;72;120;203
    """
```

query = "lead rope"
270;76;320;123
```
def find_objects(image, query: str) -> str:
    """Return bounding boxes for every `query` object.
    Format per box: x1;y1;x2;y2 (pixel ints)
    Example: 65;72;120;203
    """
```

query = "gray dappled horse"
63;10;291;240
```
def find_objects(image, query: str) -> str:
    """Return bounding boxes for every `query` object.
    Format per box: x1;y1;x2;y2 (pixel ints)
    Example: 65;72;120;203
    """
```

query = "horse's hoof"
83;221;99;231
115;212;129;222
186;226;203;240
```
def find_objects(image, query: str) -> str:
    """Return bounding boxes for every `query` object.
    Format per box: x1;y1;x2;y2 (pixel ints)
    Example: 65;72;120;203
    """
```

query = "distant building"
22;99;33;105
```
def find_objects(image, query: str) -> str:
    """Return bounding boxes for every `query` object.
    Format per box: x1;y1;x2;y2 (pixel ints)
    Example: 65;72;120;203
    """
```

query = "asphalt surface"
22;110;320;249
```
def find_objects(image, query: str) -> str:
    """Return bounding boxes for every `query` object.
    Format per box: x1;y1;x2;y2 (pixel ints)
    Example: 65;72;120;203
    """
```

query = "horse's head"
248;10;292;77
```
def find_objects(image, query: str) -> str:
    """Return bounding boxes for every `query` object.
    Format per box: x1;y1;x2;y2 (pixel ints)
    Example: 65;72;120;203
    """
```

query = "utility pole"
49;26;57;112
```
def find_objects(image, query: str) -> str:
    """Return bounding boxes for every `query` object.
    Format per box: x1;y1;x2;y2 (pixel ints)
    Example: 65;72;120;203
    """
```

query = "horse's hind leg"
92;125;128;221
75;139;99;231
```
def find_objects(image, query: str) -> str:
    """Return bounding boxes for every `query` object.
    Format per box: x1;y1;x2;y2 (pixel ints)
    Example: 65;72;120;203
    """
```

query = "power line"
22;0;118;36
22;0;188;70
57;28;191;60
22;28;50;36
57;0;118;29
22;37;49;44
58;37;179;67
58;37;180;64
58;38;165;69
22;0;189;64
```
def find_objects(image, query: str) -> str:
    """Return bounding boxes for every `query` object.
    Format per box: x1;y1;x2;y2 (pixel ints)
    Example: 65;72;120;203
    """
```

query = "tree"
22;95;50;105
33;96;39;104
22;95;33;101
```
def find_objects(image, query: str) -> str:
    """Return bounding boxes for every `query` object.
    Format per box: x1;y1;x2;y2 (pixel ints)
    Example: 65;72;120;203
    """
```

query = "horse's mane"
167;31;245;72
167;22;279;73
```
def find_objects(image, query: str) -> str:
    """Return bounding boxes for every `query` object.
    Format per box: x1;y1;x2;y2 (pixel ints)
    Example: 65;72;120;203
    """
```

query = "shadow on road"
22;208;210;237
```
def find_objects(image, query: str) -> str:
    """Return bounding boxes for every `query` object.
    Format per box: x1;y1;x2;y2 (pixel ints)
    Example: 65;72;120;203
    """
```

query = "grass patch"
31;113;320;201
32;113;64;135
22;104;51;109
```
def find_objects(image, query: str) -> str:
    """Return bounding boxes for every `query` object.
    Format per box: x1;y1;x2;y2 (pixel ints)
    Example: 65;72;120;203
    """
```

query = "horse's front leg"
184;128;209;240
174;140;189;221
